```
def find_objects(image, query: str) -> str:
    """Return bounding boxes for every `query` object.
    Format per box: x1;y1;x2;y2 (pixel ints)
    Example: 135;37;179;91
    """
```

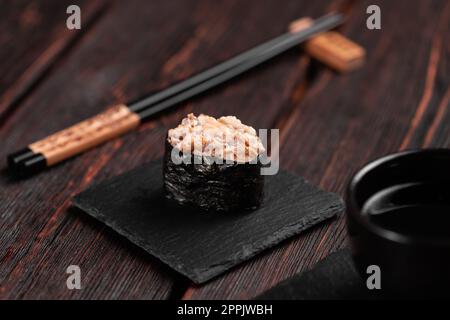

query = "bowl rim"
347;148;450;247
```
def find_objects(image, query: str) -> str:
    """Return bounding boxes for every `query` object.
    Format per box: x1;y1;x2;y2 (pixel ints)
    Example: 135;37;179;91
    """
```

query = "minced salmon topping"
168;113;265;162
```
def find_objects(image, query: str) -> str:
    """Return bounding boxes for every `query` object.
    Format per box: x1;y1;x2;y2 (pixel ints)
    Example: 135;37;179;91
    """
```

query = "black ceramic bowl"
346;149;450;298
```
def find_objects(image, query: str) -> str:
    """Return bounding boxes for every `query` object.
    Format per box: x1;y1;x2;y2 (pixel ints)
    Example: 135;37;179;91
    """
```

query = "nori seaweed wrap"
163;114;265;212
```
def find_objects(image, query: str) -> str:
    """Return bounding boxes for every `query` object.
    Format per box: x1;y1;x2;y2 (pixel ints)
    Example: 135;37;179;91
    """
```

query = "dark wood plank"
0;0;339;299
401;3;450;149
2;0;448;300
0;0;107;121
184;0;450;299
0;0;191;299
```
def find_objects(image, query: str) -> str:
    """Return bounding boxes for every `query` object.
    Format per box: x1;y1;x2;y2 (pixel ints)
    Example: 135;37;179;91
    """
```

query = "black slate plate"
257;249;380;300
73;160;343;284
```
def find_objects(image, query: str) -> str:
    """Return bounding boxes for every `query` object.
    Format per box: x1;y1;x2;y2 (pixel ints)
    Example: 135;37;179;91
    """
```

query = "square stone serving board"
73;160;343;284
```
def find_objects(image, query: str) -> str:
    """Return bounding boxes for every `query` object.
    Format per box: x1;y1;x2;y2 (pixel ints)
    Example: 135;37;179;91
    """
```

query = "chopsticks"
130;13;343;119
8;13;343;176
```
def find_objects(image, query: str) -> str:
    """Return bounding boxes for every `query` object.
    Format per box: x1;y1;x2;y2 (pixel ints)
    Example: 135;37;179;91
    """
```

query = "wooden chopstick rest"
290;17;366;72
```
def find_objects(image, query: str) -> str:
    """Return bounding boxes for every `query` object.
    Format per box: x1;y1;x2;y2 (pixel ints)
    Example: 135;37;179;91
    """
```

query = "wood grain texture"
185;0;450;299
0;0;107;121
29;104;140;165
0;0;193;299
257;249;370;300
0;0;340;299
0;0;449;300
73;162;342;284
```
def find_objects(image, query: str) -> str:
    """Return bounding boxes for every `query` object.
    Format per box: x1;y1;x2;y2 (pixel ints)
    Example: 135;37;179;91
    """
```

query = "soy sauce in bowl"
346;149;450;296
362;181;450;240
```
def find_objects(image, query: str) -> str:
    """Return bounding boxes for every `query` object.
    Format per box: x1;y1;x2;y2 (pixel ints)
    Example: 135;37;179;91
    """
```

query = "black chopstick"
8;13;343;176
130;12;343;119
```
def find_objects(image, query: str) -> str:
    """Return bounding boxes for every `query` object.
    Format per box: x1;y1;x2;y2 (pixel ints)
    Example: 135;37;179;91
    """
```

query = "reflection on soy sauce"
362;181;450;239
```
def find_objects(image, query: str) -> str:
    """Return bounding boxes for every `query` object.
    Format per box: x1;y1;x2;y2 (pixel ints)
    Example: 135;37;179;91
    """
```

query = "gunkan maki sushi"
163;113;265;212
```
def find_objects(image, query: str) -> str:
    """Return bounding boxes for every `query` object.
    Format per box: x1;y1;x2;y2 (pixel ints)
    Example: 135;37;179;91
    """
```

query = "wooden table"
1;0;449;299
